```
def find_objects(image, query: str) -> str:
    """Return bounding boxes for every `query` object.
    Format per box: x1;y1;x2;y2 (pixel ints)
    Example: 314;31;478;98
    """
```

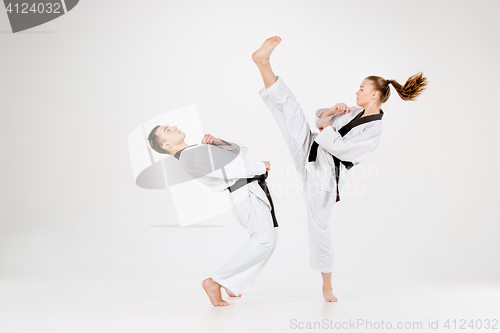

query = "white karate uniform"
259;77;383;272
176;140;279;295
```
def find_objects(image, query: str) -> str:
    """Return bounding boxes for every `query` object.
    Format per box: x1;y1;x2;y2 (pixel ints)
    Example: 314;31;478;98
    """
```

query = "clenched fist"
318;120;331;132
201;134;227;145
319;103;350;118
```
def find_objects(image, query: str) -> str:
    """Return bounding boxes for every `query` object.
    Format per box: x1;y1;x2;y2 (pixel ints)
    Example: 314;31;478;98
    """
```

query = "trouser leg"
259;77;314;182
304;176;336;273
260;77;336;271
211;193;277;295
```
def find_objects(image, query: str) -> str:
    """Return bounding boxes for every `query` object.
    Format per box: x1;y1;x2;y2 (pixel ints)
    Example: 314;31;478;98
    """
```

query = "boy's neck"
171;142;190;156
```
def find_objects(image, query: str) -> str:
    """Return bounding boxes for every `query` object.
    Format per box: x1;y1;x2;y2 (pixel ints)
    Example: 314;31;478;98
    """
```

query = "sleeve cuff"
258;76;283;98
316;108;334;128
218;142;238;151
315;125;339;146
247;160;267;176
316;108;329;118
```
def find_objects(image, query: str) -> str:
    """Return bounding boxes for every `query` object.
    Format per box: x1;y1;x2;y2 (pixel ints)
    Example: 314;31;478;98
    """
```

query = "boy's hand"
202;134;226;145
263;161;271;172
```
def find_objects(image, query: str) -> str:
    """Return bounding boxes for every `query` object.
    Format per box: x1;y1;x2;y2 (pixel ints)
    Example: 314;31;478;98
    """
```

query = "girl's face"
356;79;378;107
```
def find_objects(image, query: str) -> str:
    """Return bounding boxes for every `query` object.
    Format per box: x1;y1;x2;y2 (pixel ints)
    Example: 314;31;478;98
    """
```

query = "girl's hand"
332;103;350;114
318;120;331;132
319;103;350;118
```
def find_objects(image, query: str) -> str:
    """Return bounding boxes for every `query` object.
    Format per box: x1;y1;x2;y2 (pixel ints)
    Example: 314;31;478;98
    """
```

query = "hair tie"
386;79;390;85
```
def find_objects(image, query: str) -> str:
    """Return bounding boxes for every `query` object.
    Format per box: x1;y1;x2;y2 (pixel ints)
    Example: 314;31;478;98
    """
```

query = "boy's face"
155;125;186;151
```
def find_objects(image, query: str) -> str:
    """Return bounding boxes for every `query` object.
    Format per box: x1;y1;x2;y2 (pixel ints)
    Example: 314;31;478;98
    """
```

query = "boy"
147;125;279;306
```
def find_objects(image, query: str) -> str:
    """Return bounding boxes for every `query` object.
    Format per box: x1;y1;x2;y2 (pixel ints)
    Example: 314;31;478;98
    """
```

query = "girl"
252;36;427;302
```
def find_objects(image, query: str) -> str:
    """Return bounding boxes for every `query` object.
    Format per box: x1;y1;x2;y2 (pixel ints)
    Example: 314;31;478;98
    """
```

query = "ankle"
210;279;221;288
256;59;270;67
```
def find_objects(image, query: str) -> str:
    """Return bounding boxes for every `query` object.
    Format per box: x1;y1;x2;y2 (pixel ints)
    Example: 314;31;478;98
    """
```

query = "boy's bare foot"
252;36;282;65
202;278;229;306
225;289;242;297
323;288;338;302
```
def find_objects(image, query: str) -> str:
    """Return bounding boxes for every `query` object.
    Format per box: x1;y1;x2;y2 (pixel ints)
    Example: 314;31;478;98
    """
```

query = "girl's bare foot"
321;272;338;302
252;36;282;65
202;278;229;306
252;36;281;88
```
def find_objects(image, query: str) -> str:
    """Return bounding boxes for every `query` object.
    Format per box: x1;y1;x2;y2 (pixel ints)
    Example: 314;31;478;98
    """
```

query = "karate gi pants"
211;187;278;295
259;77;336;273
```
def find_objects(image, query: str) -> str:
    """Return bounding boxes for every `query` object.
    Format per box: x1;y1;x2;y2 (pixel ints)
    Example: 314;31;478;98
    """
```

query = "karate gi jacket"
307;106;384;193
176;139;274;222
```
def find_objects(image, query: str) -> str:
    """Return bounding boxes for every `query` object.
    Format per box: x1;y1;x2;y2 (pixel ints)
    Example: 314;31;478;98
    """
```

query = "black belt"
308;141;353;202
227;172;278;228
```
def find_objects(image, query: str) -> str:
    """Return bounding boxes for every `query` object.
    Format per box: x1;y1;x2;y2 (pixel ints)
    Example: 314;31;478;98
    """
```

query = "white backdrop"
1;1;499;331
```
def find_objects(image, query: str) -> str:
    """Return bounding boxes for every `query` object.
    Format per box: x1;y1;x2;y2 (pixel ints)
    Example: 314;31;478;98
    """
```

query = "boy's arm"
200;134;267;179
